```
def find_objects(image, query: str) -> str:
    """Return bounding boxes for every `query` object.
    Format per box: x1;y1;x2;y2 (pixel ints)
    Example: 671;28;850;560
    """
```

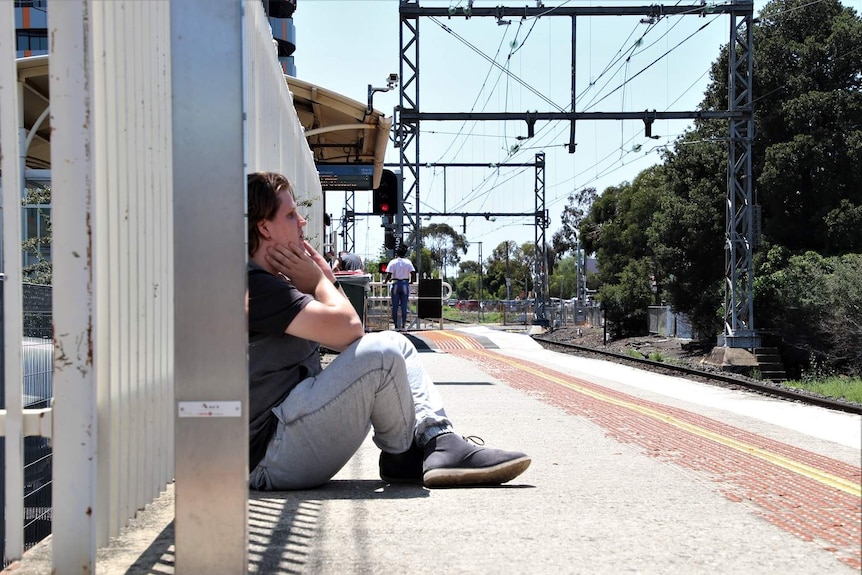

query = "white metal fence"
1;0;321;571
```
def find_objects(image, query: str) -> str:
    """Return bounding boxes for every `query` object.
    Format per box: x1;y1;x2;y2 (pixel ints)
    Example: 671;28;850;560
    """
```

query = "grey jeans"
249;330;450;490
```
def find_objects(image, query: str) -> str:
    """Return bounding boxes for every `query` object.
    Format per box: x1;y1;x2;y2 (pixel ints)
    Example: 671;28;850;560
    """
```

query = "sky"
292;0;769;268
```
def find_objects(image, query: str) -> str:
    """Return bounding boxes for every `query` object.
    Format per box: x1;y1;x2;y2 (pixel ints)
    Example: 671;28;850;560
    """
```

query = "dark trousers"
391;280;410;329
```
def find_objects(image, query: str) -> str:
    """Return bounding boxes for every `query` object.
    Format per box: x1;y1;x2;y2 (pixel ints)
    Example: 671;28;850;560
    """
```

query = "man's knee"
359;331;406;362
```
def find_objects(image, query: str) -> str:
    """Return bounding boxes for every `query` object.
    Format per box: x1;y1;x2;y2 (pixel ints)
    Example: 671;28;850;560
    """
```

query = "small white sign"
178;401;242;418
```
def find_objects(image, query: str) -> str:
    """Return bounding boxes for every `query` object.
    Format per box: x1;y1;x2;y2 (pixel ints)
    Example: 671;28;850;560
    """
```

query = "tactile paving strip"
450;346;862;570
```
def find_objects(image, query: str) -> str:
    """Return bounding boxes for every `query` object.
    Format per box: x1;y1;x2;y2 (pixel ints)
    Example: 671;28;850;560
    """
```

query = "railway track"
532;334;862;416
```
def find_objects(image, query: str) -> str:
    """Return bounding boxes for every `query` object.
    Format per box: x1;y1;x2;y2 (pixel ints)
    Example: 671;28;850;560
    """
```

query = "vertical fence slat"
1;0;26;562
156;0;175;490
49;0;99;569
142;3;156;504
104;0;122;542
92;0;113;547
116;0;132;534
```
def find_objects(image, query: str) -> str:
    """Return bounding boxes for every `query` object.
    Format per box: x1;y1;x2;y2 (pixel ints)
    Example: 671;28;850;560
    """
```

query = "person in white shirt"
384;244;417;331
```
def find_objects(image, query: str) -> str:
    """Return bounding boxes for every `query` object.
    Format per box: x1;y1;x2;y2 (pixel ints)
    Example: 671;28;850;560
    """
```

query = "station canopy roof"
17;55;51;170
15;55;391;188
285;75;391;189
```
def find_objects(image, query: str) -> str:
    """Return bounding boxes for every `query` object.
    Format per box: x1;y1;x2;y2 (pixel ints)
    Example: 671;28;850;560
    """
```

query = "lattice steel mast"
396;1;756;345
721;5;759;348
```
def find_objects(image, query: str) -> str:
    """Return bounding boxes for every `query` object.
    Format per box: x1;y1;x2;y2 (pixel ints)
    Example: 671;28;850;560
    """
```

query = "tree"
824;199;862;252
473;241;534;299
649;0;861;340
649;131;726;339
548;255;579;300
552;187;597;260
754;250;862;377
578;166;665;336
404;223;468;278
703;0;862;254
599;258;656;339
22;184;52;285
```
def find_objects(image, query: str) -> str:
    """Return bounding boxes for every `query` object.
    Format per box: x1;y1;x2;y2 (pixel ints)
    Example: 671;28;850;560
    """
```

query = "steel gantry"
395;0;756;345
721;8;759;348
534;153;549;326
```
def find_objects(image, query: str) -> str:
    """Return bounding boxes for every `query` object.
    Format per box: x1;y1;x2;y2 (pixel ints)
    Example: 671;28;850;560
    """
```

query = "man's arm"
265;241;363;351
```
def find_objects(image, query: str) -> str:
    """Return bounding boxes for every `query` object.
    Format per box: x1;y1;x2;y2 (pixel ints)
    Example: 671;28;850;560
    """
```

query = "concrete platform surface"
6;326;861;574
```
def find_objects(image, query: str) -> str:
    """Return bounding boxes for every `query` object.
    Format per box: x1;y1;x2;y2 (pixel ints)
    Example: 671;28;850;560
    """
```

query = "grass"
622;349;668;363
441;308;507;324
782;376;862;404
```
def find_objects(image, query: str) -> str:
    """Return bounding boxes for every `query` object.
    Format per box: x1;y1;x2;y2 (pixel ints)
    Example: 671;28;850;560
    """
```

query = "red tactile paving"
447;347;862;570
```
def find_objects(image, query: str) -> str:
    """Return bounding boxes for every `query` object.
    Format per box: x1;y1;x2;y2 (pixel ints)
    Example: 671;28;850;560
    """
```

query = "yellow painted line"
474;348;862;498
425;330;481;349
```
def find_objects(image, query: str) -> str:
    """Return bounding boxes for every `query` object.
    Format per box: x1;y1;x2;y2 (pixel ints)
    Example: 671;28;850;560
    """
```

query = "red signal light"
372;170;398;215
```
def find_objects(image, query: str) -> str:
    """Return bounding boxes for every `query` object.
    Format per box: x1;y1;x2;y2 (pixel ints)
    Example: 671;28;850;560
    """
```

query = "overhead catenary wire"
427;11;652;199
433;22;513;165
512;16;713;162
409;2;746;254
444;8;719;210
429;15;566;112
452;14;680;191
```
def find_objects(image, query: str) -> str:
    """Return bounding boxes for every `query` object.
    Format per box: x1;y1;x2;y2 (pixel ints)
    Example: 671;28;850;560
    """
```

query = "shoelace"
463;435;485;446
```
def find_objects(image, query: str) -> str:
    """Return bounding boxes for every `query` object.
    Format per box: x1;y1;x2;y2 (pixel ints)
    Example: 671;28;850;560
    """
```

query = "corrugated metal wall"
2;0;323;570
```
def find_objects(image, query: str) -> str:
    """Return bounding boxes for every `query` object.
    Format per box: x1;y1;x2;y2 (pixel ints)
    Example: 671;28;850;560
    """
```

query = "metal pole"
477;242;483;322
575;231;581;310
0;2;26;559
171;1;249;571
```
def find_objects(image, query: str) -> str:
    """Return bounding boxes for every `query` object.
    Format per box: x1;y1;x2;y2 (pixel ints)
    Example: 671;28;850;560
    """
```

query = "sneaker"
422;433;531;488
379;441;424;484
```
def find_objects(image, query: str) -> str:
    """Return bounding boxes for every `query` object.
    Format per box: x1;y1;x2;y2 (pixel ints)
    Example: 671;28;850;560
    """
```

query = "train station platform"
6;326;861;574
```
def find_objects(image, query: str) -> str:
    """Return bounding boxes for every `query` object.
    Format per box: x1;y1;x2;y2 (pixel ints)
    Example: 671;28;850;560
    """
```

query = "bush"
755;251;862;377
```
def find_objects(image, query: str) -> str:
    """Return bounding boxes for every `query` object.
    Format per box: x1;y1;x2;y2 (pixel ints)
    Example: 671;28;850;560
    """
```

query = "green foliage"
482;241;535;300
417;247;436;278
623;348;645;360
746;0;861;254
649;127;726;339
404;223;468;277
783;376;862;404
754;251;862;377
548;256;579;300
22;184;52;285
580;167;665;337
450;259;476;299
643;0;862;340
648;351;665;363
598;258;655;339
823;199;862;253
551;187;597;258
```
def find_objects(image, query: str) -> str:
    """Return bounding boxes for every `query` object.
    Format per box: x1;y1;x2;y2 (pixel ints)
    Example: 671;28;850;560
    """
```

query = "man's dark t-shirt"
338;252;363;271
247;262;321;469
